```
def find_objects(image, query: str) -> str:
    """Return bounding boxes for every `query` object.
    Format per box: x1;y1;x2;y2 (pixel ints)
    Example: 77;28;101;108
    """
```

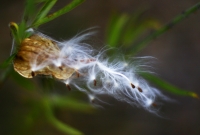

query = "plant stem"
132;2;200;55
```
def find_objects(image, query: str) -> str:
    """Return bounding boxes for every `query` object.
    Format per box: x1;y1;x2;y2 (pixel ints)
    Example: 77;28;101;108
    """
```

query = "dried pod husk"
13;34;75;79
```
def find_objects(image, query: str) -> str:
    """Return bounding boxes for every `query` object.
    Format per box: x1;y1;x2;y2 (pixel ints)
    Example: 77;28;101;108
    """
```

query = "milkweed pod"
13;34;75;79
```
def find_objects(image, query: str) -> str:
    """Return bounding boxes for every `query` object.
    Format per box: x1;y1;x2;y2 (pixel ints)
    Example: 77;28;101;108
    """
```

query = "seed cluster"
13;32;166;112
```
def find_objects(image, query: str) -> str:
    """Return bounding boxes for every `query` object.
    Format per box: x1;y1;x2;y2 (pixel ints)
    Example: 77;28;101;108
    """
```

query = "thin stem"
131;2;200;55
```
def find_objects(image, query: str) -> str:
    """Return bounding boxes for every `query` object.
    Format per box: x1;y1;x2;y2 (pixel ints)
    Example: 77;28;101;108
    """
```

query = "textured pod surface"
13;35;75;79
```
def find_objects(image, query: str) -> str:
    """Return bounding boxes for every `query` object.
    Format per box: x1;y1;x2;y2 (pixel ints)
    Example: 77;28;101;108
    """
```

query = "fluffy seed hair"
13;30;167;112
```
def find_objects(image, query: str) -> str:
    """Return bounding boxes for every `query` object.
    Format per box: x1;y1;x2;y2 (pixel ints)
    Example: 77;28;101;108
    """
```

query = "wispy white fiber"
31;31;167;112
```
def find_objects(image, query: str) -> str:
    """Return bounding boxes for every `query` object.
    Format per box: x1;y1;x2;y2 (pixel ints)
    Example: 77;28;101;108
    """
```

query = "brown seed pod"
13;34;75;80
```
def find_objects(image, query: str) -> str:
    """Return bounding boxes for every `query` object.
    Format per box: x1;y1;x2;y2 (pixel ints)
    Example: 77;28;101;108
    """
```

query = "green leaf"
0;65;12;85
33;0;57;25
18;20;28;42
43;98;83;135
105;10;160;53
9;22;20;45
119;10;145;47
31;0;85;28
0;55;15;85
106;13;129;47
23;0;37;22
0;54;16;69
123;19;160;47
140;72;198;98
50;95;94;113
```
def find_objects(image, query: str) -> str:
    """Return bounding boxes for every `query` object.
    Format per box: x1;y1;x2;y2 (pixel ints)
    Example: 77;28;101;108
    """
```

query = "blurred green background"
0;0;200;135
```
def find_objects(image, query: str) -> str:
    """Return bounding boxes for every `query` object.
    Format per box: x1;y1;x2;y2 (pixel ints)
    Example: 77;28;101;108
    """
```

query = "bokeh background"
0;0;200;135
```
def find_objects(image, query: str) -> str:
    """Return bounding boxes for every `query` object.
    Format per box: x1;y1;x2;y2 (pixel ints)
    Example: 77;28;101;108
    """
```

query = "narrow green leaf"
31;0;85;28
33;0;57;25
0;65;12;85
106;13;129;47
123;19;160;47
106;13;118;46
9;22;20;44
9;21;31;46
50;96;93;113
120;10;144;47
18;20;27;43
43;98;83;135
23;0;37;22
0;54;16;69
140;72;198;98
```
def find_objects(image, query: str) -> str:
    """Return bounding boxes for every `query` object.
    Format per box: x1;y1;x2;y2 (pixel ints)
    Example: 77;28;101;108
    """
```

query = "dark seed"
152;102;157;107
58;66;63;71
77;72;80;78
94;79;97;86
131;83;135;88
138;87;143;92
31;71;35;77
66;84;71;91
